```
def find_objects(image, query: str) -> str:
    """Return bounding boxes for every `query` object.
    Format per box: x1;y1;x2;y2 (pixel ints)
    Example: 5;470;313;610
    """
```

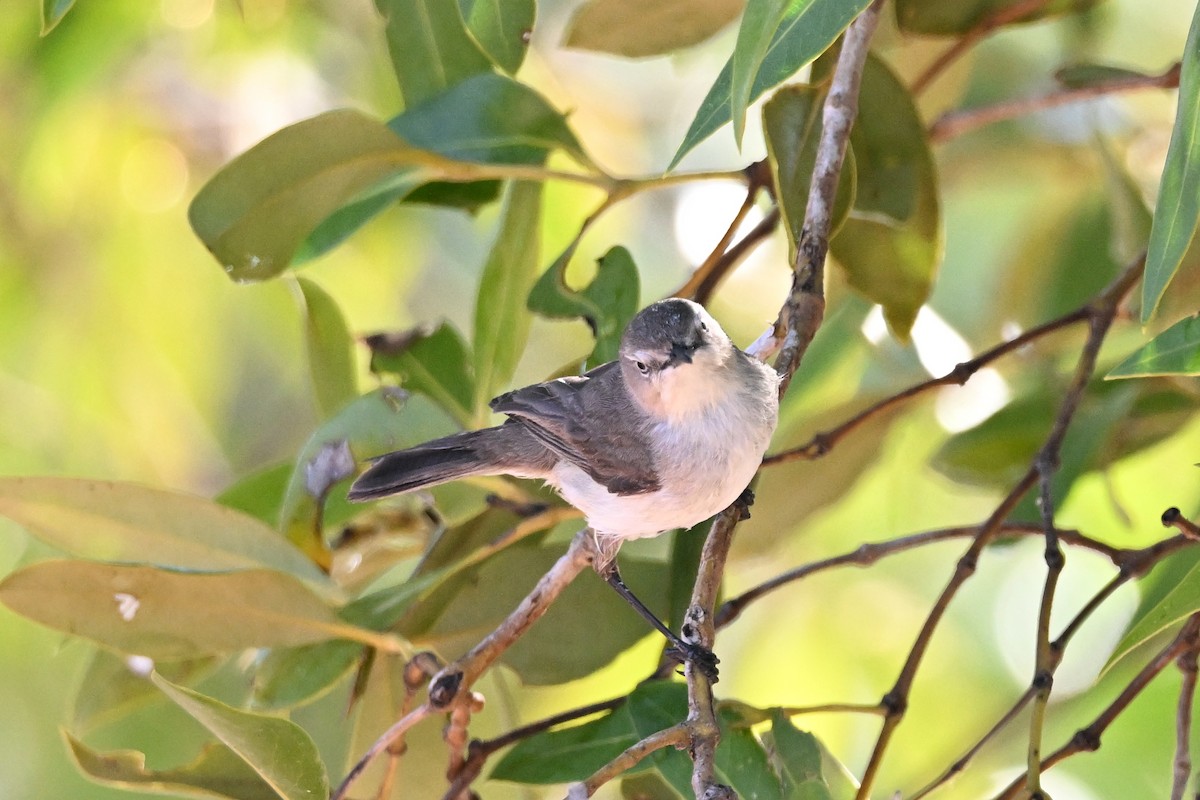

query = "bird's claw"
667;642;720;682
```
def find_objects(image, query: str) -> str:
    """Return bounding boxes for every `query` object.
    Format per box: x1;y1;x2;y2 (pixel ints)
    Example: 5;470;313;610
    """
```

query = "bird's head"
618;298;738;420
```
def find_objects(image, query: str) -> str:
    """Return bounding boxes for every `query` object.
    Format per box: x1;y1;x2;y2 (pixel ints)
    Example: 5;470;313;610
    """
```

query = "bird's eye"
635;361;649;375
699;321;708;332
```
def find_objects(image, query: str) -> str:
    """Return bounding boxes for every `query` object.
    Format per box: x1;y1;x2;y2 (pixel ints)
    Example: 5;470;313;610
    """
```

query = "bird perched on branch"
349;298;780;677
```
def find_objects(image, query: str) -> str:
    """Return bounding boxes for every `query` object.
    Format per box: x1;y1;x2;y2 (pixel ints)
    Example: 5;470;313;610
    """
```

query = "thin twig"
991;615;1200;800
929;62;1182;142
910;0;1057;96
569;723;691;798
853;253;1146;799
715;523;1119;628
1173;635;1199;800
333;703;436;800
764;305;1090;465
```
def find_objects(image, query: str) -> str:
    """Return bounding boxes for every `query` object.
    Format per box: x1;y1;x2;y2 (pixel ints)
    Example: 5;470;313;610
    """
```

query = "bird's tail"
347;431;489;501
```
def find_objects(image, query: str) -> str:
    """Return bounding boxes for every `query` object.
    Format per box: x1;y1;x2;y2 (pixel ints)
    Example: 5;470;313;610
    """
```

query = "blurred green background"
3;1;1200;798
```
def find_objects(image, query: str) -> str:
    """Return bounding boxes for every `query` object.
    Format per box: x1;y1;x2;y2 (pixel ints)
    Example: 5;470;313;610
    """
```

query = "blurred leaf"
374;0;492;107
0;562;381;659
462;0;535;73
1107;316;1200;378
763;84;856;261
294;278;358;419
152;673;330;800
0;477;327;584
767;711;833;800
473;181;544;413
1056;63;1157;89
621;772;685;800
528;245;641;363
66;735;281;800
367;322;475;426
1099;382;1199;460
214;463;292;526
667;525;704;631
251;640;364;711
41;0;76;35
731;0;789;146
190;110;477;280
894;0;1101;36
829;56;939;339
1097;134;1152;265
565;0;743;58
73;651;217;734
713;707;783;800
1143;2;1200;322
669;0;872;169
1108;556;1200;673
294;190;409;264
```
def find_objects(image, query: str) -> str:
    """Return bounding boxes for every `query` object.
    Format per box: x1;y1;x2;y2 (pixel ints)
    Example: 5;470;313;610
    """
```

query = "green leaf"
1109;556;1200;673
1107;315;1200;378
0;477;326;584
66;734;282;800
669;0;872;169
462;0;535;73
767;711;833;800
0;561;376;659
731;0;788;146
473;181;544;413
763;84;856;261
294;278;358;419
1056;63;1157;89
829;55;940;339
894;0;1101;36
189;109;474;281
564;0;743;58
528;245;641;364
1097;134;1153;265
73;651;218;734
214;463;292;526
368;322;476;427
374;0;493;107
713;708;783;800
1144;2;1200;322
41;0;76;34
152;673;330;800
251;640;364;711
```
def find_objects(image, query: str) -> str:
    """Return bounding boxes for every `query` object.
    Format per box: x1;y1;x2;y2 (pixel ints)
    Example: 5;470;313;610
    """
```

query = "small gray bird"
349;298;780;675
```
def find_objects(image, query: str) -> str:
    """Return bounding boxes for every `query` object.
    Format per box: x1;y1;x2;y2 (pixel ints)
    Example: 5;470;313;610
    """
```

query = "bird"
348;298;781;676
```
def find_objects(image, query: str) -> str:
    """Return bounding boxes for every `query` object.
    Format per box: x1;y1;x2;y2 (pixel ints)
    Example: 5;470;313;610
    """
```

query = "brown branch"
929;62;1182;142
853;253;1146;799
333;704;436;800
570;723;691;798
715;523;1121;628
992;614;1200;800
911;0;1058;96
764;305;1090;465
1173;635;1199;800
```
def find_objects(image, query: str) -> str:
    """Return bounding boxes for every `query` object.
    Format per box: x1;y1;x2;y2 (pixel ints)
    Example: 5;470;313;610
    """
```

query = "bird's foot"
666;641;720;682
734;487;755;521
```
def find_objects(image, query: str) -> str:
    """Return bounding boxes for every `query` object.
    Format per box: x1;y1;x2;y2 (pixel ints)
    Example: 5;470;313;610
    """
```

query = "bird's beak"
670;342;695;365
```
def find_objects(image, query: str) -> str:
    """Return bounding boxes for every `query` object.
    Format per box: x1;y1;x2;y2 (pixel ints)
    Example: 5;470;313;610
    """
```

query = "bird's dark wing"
490;362;660;496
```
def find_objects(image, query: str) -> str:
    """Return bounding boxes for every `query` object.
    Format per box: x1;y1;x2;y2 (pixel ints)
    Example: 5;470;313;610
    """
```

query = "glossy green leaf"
66;734;281;800
367;322;475;427
669;0;872;169
829;56;939;339
0;477;326;583
374;0;492;107
73;651;218;734
0;561;372;659
894;0;1100;36
731;0;788;146
492;682;687;783
189;110;475;281
1056;63;1156;89
564;0;743;58
251;640;363;711
473;180;544;412
528;245;641;364
763;84;856;260
713;709;783;800
1108;316;1200;378
768;711;833;800
41;0;76;34
1144;2;1200;322
294;278;358;419
152;673;330;800
462;0;535;73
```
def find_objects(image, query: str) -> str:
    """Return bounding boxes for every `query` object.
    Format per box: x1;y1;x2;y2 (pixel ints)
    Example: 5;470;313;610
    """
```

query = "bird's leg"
598;559;720;681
